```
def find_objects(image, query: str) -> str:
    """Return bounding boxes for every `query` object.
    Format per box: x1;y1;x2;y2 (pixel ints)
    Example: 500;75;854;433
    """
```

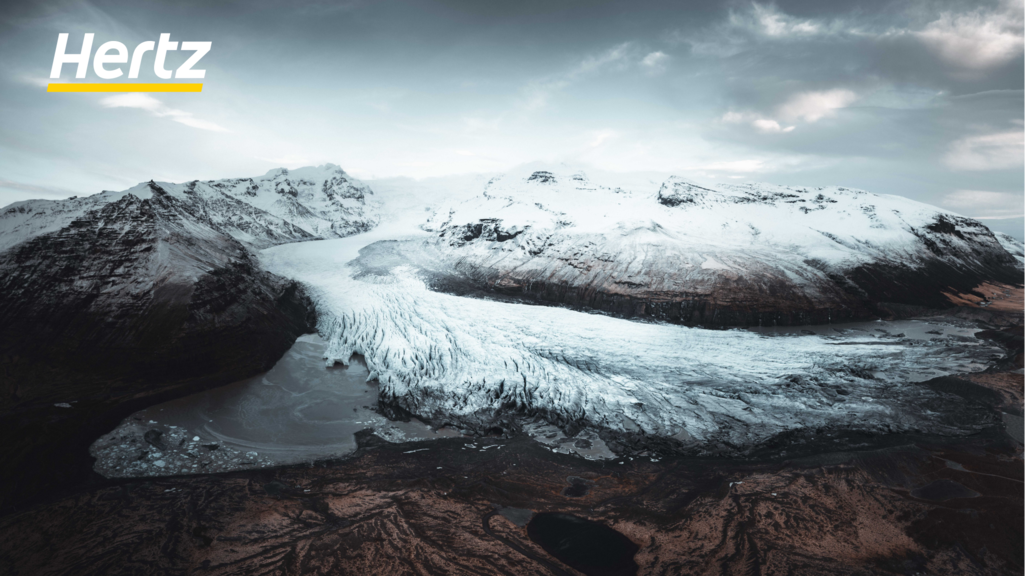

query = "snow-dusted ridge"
995;231;1025;265
395;165;1023;326
0;163;376;252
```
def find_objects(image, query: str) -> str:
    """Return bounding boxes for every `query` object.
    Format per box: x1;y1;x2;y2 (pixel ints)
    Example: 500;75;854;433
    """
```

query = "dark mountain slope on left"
0;189;315;407
0;166;373;513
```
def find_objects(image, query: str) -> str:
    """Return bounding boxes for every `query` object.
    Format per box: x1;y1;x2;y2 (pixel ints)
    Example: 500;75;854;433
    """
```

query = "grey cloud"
0;0;1020;220
0;179;81;197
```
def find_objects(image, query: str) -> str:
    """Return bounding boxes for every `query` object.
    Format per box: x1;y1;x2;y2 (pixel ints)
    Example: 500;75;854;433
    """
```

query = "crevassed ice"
262;236;998;448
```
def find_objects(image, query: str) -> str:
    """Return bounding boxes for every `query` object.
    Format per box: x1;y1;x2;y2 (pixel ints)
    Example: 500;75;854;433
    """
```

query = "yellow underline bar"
47;83;203;93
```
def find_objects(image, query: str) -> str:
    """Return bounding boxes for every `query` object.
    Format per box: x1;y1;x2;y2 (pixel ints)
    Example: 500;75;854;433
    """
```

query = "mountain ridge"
383;166;1024;326
0;163;376;253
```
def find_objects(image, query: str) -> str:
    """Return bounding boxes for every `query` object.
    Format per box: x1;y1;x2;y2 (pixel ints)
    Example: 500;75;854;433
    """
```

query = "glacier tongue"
262;234;1003;451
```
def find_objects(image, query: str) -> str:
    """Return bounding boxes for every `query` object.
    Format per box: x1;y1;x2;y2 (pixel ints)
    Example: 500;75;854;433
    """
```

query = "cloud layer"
98;93;228;132
0;0;1020;239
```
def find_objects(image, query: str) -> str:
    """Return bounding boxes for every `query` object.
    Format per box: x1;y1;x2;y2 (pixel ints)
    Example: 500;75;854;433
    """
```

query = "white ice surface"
262;228;1001;448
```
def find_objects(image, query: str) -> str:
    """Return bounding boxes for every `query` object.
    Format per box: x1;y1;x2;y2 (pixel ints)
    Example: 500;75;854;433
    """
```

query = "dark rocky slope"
0;189;316;513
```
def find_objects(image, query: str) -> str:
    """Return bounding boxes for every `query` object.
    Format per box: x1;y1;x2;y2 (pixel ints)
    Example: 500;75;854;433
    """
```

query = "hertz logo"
48;33;210;93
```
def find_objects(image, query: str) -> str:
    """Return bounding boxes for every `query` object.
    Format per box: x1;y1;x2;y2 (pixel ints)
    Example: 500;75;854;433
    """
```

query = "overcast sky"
1;0;1022;236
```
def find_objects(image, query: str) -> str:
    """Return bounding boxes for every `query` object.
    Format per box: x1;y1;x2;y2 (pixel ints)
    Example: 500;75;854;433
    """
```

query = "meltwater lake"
90;334;460;477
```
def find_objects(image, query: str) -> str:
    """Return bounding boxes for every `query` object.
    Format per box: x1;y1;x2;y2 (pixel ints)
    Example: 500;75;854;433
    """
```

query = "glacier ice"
262;232;1005;452
252;164;1020;452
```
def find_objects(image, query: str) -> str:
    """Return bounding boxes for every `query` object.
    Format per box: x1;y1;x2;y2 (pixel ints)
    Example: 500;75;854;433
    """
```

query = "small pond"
526;512;639;576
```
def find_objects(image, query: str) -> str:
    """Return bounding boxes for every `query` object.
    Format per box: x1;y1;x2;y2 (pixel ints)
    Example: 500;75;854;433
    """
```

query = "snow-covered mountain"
363;165;1025;326
0;163;376;252
0;164;376;411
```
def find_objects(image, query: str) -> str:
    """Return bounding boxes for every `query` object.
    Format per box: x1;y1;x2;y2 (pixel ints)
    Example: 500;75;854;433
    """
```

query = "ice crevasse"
261;240;999;450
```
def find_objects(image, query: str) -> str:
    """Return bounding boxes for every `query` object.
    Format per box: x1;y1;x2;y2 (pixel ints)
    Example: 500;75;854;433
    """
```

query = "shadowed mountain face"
0;190;317;408
0;166;377;513
0;191;317;512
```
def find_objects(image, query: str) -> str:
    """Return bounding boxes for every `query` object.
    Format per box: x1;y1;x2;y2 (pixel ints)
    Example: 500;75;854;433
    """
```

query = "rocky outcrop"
0;429;1020;576
430;223;1023;327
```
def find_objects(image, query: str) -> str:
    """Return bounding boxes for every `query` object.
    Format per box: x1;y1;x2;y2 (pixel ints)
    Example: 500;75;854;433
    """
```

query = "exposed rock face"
0;190;315;408
656;179;719;207
0;165;376;512
411;168;1023;327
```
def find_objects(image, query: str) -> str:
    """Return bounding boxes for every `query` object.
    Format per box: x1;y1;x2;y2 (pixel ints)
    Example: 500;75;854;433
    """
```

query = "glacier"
254;163;1019;454
261;233;1005;454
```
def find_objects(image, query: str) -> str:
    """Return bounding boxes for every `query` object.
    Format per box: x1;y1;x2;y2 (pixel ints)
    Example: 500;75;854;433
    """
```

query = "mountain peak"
262;161;346;179
0;165;377;253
